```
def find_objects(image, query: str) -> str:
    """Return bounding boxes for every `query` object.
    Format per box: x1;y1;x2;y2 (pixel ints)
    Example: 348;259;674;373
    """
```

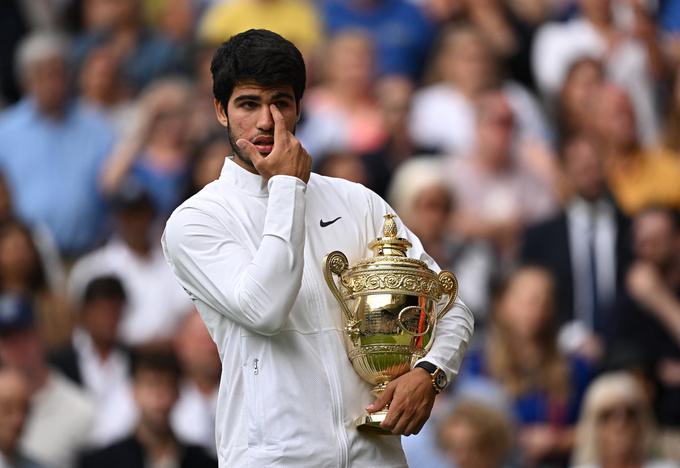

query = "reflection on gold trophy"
323;214;458;434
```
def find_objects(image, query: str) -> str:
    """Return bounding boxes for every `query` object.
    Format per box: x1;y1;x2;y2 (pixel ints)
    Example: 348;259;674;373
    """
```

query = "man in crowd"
78;349;216;468
162;29;473;466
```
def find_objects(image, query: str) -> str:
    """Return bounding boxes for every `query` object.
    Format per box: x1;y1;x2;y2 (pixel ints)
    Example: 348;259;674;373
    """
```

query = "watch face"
434;370;447;389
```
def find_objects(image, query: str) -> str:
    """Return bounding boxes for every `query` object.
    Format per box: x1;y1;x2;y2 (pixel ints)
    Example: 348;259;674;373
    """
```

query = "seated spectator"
182;132;230;201
78;349;216;468
49;276;137;448
298;31;387;159
0;294;94;468
171;311;220;456
0;32;115;257
68;180;192;346
532;0;662;144
0;221;73;351
360;75;439;198
388;157;494;322
322;0;436;79
437;400;515;468
0;368;44;468
556;57;605;142
614;207;680;457
590;84;680;215
101;78;195;217
198;0;321;60
458;266;593;466
571;372;676;468
72;0;185;93
448;90;557;260
521;134;632;364
410;23;551;157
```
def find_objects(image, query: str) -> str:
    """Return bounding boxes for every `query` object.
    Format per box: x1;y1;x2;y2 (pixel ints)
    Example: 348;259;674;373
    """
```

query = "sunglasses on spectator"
597;405;639;424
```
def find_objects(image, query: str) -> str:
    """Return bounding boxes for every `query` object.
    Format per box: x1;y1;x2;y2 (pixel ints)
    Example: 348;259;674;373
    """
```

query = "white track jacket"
162;158;474;467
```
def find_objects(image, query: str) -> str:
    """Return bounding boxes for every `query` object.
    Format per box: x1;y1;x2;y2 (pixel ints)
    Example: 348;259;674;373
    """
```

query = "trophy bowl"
323;214;458;434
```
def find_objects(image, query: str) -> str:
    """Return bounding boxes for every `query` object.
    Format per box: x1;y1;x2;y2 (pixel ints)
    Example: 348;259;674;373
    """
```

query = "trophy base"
355;410;394;435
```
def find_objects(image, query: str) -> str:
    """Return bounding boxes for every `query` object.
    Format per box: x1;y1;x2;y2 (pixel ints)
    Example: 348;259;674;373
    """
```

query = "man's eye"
274;101;291;109
241;102;257;109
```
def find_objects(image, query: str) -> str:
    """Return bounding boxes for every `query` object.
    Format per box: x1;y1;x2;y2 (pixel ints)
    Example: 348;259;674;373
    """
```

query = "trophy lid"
368;214;412;257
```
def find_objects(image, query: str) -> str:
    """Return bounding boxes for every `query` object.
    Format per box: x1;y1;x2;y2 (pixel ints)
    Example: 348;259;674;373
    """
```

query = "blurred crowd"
1;0;680;467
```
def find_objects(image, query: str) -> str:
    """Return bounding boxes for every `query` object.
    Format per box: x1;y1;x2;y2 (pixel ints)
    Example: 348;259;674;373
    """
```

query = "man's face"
133;369;179;433
26;55;68;116
82;298;123;349
214;83;299;169
633;211;677;268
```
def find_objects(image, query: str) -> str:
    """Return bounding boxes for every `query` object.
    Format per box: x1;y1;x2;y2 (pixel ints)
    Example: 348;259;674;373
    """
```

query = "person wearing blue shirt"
0;32;115;256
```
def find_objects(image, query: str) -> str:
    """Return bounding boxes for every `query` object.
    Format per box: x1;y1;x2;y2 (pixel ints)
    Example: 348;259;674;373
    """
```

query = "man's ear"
214;98;229;127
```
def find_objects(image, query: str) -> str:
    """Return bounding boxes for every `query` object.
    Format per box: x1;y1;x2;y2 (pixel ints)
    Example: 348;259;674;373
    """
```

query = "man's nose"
256;106;274;131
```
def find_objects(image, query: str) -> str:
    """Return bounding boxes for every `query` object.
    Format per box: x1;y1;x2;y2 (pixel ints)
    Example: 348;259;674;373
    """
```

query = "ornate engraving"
343;272;441;298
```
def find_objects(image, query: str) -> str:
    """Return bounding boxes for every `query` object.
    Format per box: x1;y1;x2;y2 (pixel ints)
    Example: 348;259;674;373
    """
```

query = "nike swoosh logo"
320;216;342;228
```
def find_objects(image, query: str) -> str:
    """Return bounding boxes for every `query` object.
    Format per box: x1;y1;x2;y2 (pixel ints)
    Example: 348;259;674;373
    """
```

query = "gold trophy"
323;214;458;434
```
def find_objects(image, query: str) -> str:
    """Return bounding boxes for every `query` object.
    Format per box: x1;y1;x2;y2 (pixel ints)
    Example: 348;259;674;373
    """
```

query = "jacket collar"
219;156;269;197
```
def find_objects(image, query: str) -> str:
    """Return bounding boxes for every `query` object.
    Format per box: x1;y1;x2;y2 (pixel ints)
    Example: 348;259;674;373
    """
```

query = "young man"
162;29;474;467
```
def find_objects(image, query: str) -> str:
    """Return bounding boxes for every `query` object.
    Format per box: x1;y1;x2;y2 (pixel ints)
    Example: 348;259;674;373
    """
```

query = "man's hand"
366;367;436;436
236;105;312;183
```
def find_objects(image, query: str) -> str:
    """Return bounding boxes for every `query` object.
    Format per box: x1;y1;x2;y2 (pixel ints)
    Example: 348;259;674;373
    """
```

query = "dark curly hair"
210;29;306;113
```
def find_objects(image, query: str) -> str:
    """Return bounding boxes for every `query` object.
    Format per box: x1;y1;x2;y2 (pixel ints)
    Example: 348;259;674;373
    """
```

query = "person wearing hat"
0;294;94;468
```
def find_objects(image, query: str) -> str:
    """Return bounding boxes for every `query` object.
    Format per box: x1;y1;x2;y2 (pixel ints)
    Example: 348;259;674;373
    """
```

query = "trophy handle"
436;270;459;320
323;251;353;323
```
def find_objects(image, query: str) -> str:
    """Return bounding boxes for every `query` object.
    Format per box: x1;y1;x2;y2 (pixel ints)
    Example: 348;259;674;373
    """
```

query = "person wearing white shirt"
68;181;192;346
162;29;474;467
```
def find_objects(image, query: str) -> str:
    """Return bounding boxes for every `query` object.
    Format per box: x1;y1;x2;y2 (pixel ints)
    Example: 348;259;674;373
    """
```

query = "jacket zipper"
305;268;349;468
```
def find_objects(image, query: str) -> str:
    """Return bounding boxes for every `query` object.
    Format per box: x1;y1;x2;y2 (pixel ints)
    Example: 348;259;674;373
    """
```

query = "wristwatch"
414;361;447;394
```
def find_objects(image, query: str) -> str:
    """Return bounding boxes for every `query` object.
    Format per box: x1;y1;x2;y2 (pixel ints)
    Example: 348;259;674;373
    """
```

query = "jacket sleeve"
161;175;307;336
365;189;474;383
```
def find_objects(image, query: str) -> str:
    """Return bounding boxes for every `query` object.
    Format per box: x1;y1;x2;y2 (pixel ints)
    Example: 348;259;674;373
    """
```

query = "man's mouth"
252;136;274;154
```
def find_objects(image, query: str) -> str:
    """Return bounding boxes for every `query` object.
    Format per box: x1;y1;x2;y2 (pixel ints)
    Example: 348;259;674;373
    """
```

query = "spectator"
69;179;192;346
521;134;632;364
556;57;605;141
0;221;73;352
314;152;370;186
458;266;592;466
0;32;115;257
448;90;557;260
0;368;44;468
659;64;680;157
437;400;515;468
199;0;322;60
298;31;386;159
322;0;436;79
410;23;551;157
78;349;217;468
182;132;230;201
72;0;185;93
171;311;220;456
615;207;680;457
571;372;676;468
49;276;137;448
101;78;195;217
388;157;494;322
0;294;94;468
590;84;680;215
532;0;662;144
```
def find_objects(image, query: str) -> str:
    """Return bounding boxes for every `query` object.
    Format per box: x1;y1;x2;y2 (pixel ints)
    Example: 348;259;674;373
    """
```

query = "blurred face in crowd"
560;58;604;131
592;85;637;151
83;0;141;30
175;312;220;381
633;210;677;269
115;203;155;250
317;154;369;186
0;369;31;456
0;330;45;390
133;368;179;434
82;297;124;351
0;225;40;287
563;136;605;201
376;76;414;135
407;184;451;244
579;0;612;24
326;33;375;93
476;92;515;168
79;45;123;105
595;400;643;460
216;83;299;167
440;418;491;468
193;139;228;190
438;28;494;95
25;54;68;117
497;268;554;341
146;83;193;148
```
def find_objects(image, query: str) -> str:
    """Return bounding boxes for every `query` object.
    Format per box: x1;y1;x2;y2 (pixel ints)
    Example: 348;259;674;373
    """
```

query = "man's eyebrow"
233;94;262;103
271;92;295;101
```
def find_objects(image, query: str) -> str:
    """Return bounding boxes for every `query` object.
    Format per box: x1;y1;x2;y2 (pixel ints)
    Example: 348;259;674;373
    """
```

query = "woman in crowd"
571;372;676;468
459;265;592;466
